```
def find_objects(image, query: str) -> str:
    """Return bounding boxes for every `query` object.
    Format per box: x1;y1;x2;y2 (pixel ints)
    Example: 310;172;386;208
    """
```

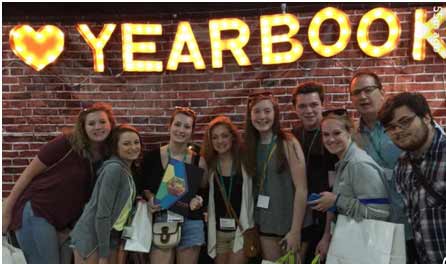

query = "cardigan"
333;142;390;221
70;156;135;258
207;164;255;258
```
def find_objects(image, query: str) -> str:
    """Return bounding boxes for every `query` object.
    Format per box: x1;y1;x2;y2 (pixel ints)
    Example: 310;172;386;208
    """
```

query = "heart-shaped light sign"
10;25;64;71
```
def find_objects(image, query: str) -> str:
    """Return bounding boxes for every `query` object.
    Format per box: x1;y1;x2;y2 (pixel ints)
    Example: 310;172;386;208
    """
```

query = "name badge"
257;195;270;209
219;218;236;230
167;210;184;222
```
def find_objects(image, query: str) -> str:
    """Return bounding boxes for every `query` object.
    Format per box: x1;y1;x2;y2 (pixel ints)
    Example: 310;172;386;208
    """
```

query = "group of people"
2;71;445;264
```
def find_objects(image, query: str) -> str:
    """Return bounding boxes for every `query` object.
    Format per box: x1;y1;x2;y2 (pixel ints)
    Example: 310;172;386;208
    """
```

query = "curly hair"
201;116;244;177
291;81;325;106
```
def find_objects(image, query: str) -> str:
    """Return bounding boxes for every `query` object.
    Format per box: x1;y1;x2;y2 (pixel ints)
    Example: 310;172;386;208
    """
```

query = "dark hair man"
291;82;337;263
379;92;446;264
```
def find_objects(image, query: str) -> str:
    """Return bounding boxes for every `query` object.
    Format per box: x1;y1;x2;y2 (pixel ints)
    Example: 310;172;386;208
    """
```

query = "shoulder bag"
214;173;261;257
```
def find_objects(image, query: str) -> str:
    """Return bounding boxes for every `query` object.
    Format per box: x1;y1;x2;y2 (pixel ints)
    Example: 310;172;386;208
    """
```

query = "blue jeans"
15;201;60;264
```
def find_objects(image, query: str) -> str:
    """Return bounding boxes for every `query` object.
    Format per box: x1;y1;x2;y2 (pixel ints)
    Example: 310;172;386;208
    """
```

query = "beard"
395;121;429;152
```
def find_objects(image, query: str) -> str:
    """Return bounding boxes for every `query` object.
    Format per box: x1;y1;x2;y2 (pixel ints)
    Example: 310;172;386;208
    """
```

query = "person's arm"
2;156;47;233
281;137;307;252
190;156;208;211
315;212;335;260
95;162;123;259
198;156;208;188
335;162;390;221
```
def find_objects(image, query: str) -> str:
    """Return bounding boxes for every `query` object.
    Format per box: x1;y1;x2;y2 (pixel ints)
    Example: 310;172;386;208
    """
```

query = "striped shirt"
394;127;446;264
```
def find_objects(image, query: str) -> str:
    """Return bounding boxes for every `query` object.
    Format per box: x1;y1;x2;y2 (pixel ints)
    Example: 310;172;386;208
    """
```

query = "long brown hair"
244;92;290;177
68;102;116;158
201;116;244;177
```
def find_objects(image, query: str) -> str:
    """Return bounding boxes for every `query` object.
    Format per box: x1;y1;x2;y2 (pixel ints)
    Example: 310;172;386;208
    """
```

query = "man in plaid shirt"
379;92;446;264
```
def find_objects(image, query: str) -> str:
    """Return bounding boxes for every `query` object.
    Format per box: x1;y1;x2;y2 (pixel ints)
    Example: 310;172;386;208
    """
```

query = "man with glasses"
378;92;446;264
291;82;337;263
349;71;416;263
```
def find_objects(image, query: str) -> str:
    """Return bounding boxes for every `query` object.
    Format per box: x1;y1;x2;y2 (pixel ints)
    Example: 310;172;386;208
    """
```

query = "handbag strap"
410;160;446;204
213;172;244;232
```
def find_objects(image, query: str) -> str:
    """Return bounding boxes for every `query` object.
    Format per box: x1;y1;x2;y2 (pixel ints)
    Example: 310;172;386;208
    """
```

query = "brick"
3;5;446;196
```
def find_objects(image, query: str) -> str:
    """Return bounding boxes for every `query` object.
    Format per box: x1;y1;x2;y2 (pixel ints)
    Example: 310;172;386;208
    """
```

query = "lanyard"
302;128;320;168
217;160;234;201
167;145;187;162
258;134;277;194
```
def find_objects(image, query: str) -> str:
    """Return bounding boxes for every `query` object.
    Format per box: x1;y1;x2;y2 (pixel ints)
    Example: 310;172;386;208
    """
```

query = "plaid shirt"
394;127;446;264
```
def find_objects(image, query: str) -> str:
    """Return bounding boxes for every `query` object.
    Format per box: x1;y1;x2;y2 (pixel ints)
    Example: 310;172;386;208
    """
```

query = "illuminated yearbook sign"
8;7;446;72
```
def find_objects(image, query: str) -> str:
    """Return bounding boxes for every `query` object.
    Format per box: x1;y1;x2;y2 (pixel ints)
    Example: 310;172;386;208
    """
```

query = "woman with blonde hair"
2;102;115;264
201;116;254;264
244;91;307;262
310;109;390;260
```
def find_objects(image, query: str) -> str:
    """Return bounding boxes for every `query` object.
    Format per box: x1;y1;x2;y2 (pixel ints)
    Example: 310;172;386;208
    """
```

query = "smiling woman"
244;92;307;262
137;106;207;264
312;111;390;259
70;124;141;264
201;115;254;263
2;102;115;264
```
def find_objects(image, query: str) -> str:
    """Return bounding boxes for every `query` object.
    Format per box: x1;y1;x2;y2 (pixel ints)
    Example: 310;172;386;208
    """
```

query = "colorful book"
154;158;189;210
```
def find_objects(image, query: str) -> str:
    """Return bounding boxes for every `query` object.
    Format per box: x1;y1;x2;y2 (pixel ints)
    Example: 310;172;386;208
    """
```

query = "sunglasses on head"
322;108;348;117
174;106;196;116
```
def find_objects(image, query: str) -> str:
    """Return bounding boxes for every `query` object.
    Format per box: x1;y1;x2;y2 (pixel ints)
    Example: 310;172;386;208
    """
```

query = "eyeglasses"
322;108;348;117
384;115;417;134
351;85;380;97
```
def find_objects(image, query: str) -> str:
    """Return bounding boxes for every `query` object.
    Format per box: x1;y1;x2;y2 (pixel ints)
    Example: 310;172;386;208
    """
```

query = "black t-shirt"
292;126;338;225
136;148;205;220
214;172;243;232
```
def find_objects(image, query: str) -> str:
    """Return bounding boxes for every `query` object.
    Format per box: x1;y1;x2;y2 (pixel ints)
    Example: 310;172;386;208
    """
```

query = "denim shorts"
153;212;205;250
177;218;205;249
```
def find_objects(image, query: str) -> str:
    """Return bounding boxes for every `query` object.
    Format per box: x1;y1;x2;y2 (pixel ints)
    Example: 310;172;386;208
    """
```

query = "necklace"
166;145;188;162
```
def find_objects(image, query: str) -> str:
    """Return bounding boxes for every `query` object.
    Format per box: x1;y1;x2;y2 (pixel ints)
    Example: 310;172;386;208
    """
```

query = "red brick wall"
2;5;445;197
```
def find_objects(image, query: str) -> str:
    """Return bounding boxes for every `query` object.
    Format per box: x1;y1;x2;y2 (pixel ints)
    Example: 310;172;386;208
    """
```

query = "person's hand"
147;196;161;213
2;208;11;234
136;196;146;202
308;192;337;212
280;230;300;253
315;233;331;260
189;195;203;211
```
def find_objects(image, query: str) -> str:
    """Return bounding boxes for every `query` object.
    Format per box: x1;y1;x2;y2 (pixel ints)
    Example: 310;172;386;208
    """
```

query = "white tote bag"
2;236;27;264
326;215;406;264
124;201;152;253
